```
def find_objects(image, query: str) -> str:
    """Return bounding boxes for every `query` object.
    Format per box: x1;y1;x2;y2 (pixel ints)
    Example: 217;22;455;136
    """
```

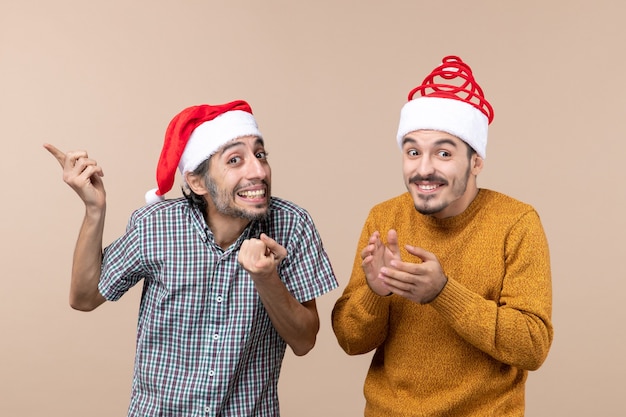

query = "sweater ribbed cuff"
430;278;476;321
357;285;393;317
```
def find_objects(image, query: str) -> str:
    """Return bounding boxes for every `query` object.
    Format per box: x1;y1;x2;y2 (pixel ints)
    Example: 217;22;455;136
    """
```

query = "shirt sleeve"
278;210;338;303
98;216;146;301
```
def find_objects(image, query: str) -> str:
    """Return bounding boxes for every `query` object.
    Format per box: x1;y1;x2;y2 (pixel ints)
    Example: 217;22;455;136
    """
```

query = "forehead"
401;130;463;148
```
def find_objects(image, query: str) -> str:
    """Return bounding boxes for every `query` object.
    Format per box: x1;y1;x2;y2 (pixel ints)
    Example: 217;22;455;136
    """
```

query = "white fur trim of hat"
180;110;261;176
397;96;489;158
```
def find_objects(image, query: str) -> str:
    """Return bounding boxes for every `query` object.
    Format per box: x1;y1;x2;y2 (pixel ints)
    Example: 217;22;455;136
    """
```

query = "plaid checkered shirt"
99;197;338;416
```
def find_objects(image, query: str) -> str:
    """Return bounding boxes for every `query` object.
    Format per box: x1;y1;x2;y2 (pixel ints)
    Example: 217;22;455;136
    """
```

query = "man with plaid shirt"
45;100;338;416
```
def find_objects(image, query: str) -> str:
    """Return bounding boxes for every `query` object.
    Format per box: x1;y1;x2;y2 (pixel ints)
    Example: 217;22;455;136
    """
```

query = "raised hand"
380;245;448;304
43;143;106;210
361;229;402;296
238;233;287;280
43;143;108;311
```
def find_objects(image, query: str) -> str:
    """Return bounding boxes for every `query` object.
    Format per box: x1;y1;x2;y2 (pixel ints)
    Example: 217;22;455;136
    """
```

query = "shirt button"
213;333;219;340
216;296;223;303
204;406;211;413
208;370;215;377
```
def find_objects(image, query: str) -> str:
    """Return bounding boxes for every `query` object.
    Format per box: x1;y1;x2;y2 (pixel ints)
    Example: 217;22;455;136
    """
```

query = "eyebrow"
218;137;265;155
434;138;458;148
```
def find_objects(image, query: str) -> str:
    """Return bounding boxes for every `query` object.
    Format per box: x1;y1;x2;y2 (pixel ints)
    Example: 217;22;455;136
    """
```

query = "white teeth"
239;189;265;198
418;184;438;191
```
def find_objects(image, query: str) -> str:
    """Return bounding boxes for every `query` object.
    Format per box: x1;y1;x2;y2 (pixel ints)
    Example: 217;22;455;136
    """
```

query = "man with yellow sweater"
331;56;553;416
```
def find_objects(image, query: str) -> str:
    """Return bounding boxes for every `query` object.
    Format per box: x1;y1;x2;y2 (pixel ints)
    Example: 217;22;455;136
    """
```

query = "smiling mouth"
237;189;266;199
416;183;442;192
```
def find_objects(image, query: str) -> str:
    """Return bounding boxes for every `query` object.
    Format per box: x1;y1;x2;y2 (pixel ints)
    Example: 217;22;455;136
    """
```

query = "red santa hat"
396;55;494;158
145;100;262;204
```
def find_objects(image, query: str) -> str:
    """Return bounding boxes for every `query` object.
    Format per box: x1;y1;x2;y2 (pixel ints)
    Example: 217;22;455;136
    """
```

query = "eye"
407;149;419;157
256;151;268;160
437;150;452;158
228;156;241;164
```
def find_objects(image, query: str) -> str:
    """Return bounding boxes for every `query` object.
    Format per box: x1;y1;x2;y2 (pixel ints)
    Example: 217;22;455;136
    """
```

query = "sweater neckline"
418;188;487;229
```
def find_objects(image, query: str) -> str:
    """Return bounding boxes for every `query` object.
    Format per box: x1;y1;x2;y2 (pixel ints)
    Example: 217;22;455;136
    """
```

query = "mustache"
408;174;448;185
234;179;270;193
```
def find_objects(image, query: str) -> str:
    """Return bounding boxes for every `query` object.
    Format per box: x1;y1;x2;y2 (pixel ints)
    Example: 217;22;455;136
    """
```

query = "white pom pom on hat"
396;55;494;159
145;100;262;204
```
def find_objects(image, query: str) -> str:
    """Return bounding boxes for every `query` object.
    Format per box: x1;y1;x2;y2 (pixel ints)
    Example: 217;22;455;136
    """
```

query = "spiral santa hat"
145;100;262;205
396;55;494;158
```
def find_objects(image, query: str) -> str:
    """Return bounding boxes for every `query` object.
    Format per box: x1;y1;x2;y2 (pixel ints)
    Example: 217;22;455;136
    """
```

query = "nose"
415;155;435;177
246;156;267;180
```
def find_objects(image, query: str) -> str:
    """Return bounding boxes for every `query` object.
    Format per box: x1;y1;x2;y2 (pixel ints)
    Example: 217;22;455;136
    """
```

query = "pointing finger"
43;143;67;167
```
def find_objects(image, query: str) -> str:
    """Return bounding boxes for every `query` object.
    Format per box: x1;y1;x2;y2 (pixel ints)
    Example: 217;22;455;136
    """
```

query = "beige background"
1;0;625;416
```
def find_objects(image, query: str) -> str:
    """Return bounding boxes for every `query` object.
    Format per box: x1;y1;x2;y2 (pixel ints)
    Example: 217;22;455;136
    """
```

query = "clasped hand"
238;233;287;281
361;229;448;304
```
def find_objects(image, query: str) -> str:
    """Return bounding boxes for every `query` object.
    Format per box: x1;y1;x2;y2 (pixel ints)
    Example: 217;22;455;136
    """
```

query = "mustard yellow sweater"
332;189;553;417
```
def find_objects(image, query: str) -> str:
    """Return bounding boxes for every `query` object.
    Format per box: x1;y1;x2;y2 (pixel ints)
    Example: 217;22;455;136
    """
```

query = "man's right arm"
69;205;107;311
44;144;107;311
332;220;394;355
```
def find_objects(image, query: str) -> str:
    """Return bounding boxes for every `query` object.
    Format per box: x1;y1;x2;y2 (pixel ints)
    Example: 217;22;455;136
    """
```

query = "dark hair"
183;158;210;213
466;142;477;159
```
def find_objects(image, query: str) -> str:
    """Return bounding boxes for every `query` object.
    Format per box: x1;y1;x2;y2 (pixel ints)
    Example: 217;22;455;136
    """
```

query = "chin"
415;206;441;216
413;200;448;216
241;206;269;221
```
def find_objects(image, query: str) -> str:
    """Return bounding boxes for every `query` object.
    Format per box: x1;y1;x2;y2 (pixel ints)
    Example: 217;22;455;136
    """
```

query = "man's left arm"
430;211;553;370
238;233;321;356
381;210;553;370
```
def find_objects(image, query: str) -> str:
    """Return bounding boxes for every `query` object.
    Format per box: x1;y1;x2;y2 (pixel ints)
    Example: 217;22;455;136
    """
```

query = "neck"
204;208;250;250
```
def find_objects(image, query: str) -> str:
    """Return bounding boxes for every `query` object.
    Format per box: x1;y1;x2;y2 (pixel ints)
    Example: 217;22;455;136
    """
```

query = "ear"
471;154;484;176
185;171;208;196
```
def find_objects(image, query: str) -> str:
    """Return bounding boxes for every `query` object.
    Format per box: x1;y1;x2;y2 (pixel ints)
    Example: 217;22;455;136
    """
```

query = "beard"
409;166;471;216
414;195;450;215
206;178;270;222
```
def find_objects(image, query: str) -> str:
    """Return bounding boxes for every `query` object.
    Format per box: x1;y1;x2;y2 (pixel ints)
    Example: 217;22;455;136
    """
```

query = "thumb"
259;233;287;260
386;229;400;256
404;245;436;263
